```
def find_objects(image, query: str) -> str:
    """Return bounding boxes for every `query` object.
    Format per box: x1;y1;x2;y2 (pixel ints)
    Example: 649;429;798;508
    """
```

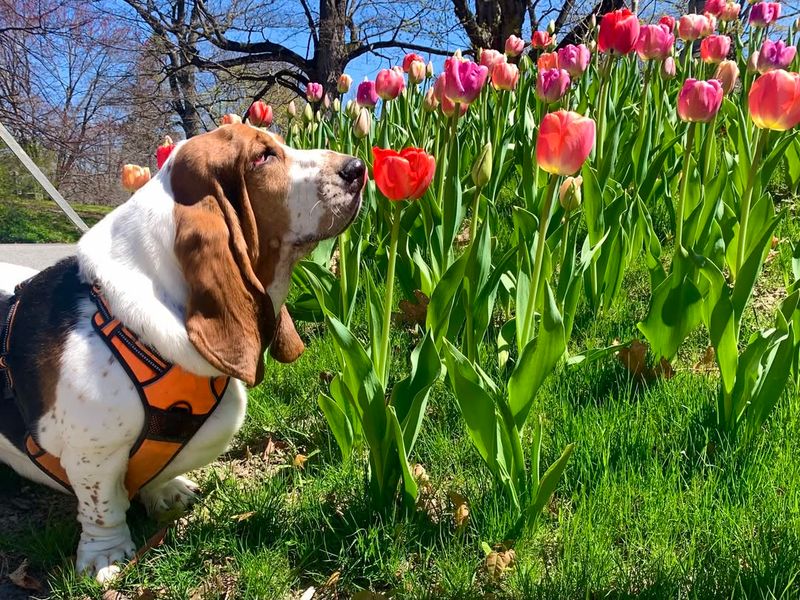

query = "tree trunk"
312;0;348;94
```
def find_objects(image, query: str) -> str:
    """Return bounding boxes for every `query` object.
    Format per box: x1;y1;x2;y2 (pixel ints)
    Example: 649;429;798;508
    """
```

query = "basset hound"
0;123;365;582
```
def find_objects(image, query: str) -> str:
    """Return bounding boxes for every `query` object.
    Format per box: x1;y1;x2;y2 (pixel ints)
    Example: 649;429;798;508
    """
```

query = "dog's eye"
253;148;277;167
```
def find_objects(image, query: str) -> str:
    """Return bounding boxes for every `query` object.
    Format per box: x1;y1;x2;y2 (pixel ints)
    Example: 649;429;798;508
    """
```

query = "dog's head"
166;124;364;385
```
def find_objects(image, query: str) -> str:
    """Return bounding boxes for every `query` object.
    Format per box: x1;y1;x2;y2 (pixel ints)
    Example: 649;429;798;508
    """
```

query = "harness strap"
0;285;22;390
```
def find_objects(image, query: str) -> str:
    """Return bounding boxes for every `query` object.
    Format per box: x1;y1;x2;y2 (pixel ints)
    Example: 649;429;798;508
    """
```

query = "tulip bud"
747;51;759;73
661;56;677;80
518;54;533;74
220;113;242;126
426;61;435;78
303;102;314;123
337;73;353;94
471;141;493;187
323;94;331;110
423;87;439;112
796;16;800;30
590;13;597;30
348;99;360;119
353;107;372;139
559;176;583;211
714;60;739;94
408;59;426;84
547;20;556;33
453;49;463;60
121;164;151;192
288;100;298;119
333;98;341;112
632;0;639;14
290;122;301;137
315;110;322;122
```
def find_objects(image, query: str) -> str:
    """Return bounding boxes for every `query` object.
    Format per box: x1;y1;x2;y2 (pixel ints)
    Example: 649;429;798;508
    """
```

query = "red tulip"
598;9;641;55
402;53;425;72
636;24;675;61
749;2;781;27
535;110;596;176
537;51;559;71
248;100;273;127
491;62;520;90
700;35;731;63
505;35;525;57
557;44;591;77
704;0;726;16
749;70;800;131
756;40;797;74
306;82;324;102
156;136;175;169
444;56;488;104
536;68;571;103
677;78;723;122
532;30;553;49
376;68;405;100
372;147;436;201
659;15;676;31
678;14;708;41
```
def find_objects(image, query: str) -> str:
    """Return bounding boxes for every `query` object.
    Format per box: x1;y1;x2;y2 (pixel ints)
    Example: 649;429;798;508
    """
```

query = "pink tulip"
700;34;731;63
536;68;571;103
636;24;675;61
491;62;520;90
505;34;525;57
479;49;507;75
659;15;676;31
702;12;717;36
248;101;273;127
678;14;708;41
402;53;424;72
408;59;426;84
661;56;677;80
749;70;800;131
532;30;554;49
714;60;739;94
704;0;726;16
757;39;797;74
557;44;591;78
677;78;723;122
306;82;324;102
357;79;379;107
719;2;740;21
598;8;641;55
376;68;405;100
536;110;596;176
444;56;489;104
749;2;781;27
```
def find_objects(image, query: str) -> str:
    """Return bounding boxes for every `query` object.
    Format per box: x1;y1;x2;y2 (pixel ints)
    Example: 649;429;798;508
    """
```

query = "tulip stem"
734;127;769;280
379;201;403;387
596;55;612;168
638;61;654;136
675;121;696;253
520;175;558;351
560;210;572;280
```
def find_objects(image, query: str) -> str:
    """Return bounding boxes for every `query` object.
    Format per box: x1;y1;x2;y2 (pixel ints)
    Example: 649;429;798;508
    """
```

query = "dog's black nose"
339;158;365;184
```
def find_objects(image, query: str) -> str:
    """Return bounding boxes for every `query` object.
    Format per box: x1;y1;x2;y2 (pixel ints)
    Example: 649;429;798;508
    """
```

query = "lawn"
0;216;798;600
0;196;112;243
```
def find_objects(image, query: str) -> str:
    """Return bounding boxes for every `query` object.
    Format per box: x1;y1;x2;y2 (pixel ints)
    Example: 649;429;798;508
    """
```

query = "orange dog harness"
19;286;229;498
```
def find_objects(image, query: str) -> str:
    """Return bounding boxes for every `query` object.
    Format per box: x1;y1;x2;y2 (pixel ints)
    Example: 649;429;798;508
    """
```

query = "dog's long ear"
170;130;277;385
270;305;305;363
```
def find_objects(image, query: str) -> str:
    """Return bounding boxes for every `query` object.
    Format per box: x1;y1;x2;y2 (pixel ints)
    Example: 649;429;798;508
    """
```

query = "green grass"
0;196;112;243
0;206;798;599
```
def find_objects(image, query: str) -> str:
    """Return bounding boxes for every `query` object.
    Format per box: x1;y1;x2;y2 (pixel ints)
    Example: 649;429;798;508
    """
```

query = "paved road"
0;243;76;271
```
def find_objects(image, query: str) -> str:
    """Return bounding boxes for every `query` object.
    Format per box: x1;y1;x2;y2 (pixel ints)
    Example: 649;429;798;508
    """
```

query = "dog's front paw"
139;475;200;517
76;529;135;585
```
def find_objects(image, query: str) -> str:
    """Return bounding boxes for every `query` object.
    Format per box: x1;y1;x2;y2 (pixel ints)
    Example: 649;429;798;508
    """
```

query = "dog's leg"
61;443;135;584
138;475;200;517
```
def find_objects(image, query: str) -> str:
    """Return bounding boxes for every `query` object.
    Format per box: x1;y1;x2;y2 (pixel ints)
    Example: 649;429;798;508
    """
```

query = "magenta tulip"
357;79;379;107
536;68;571;103
749;2;781;27
444;56;489;104
757;40;797;74
677;78;723;122
306;82;324;102
557;44;591;77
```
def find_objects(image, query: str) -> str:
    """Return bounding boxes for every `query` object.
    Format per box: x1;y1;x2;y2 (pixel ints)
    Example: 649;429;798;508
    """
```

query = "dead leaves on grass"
616;340;674;383
8;559;43;592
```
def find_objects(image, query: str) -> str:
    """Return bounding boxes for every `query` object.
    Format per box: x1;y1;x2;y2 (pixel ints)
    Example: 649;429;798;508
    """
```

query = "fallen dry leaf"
293;454;308;469
102;592;130;600
411;463;429;485
394;290;430;327
693;346;716;374
484;549;516;580
299;587;316;600
323;570;341;588
8;559;43;592
232;511;256;522
448;491;469;528
617;340;674;383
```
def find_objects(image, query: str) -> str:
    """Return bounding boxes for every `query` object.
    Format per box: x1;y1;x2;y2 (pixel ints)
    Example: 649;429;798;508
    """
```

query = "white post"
0;120;88;233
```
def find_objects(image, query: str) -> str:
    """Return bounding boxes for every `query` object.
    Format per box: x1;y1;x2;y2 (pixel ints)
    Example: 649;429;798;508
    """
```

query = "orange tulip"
537;51;559;71
121;164;151;192
535;110;596;176
372;147;436;201
220;113;242;126
748;70;800;131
